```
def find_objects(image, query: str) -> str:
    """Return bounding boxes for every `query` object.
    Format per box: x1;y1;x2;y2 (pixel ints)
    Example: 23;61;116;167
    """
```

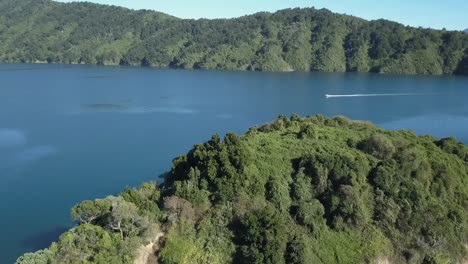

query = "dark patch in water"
21;226;70;252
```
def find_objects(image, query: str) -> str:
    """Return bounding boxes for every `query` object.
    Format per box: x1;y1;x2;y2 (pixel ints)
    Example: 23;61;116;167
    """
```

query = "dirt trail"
134;232;165;264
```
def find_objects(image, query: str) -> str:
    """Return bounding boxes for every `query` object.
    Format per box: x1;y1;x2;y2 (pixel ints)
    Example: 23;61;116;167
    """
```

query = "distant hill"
464;28;468;33
0;0;467;75
16;116;468;263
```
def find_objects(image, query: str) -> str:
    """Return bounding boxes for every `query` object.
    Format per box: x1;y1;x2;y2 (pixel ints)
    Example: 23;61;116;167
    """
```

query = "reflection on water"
0;129;26;148
0;128;57;177
15;146;58;162
0;145;58;177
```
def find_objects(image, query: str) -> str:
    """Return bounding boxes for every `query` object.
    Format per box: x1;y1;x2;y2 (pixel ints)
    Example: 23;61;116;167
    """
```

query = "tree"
359;134;396;160
107;197;146;239
291;199;325;231
71;199;111;224
121;182;161;218
239;205;288;264
54;224;129;264
163;196;196;224
15;249;55;264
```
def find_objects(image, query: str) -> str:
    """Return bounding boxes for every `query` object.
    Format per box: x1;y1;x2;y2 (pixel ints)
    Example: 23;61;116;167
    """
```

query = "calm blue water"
0;64;467;262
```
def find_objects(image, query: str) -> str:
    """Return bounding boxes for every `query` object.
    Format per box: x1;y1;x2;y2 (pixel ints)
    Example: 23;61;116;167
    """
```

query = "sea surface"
1;64;467;262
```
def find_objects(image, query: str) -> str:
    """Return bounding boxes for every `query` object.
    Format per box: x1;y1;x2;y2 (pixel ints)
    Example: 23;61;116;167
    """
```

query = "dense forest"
17;115;468;263
1;0;468;75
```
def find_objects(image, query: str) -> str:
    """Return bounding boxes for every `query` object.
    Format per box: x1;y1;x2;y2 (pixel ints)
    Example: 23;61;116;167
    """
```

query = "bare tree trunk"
110;221;123;239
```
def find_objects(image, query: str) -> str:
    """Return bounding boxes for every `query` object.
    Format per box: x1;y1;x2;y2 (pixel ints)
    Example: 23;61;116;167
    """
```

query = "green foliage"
163;115;467;263
159;203;234;264
284;235;317;264
71;199;111;224
15;249;55;264
359;134;396;160
436;137;468;161
18;116;468;263
121;182;162;220
107;197;144;239
238;205;288;264
1;0;468;75
55;224;134;264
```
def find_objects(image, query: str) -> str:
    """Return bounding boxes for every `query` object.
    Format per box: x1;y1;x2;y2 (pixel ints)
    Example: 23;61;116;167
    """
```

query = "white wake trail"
325;93;433;98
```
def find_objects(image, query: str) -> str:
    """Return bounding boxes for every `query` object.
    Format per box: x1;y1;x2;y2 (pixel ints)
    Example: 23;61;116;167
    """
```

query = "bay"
0;64;467;262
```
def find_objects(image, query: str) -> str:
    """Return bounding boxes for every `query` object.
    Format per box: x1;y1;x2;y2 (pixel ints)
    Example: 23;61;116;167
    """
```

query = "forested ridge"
1;0;468;75
17;116;468;264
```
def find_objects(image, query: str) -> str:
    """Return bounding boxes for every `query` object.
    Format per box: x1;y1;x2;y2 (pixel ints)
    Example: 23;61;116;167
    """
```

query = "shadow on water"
21;226;70;253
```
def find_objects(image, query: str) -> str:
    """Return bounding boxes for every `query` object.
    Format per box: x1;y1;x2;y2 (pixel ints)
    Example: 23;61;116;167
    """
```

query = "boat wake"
325;93;433;98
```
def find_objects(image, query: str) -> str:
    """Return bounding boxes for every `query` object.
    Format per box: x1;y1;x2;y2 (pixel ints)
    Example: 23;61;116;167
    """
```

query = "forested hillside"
17;116;468;264
1;0;468;75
